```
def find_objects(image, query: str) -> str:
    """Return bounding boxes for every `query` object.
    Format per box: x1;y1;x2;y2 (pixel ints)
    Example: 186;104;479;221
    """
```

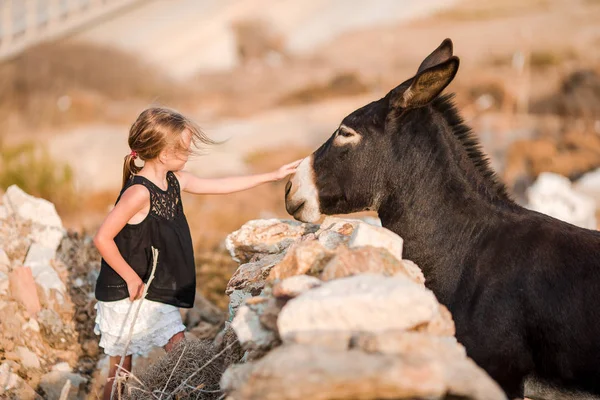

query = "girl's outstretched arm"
93;185;149;300
176;158;303;195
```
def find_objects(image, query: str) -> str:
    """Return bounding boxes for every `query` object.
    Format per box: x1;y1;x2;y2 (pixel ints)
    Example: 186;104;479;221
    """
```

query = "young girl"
93;107;301;399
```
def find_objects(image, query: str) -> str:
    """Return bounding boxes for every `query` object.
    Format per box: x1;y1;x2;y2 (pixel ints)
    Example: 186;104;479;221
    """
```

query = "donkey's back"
452;209;600;396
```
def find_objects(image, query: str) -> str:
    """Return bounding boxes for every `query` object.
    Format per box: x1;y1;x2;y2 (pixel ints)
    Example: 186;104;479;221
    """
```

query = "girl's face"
162;129;192;171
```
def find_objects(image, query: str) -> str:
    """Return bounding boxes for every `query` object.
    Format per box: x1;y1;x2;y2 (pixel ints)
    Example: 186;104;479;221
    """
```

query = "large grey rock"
0;271;8;296
40;369;87;400
278;274;439;342
319;246;417;283
231;304;278;359
24;243;65;303
3;185;65;251
348;222;404;260
220;343;507;400
0;205;8;220
272;275;322;299
0;362;37;399
574;167;600;208
0;248;10;272
267;236;333;281
226;219;318;263
526;172;596;229
38;309;75;350
228;289;253;319
16;346;41;369
226;252;284;295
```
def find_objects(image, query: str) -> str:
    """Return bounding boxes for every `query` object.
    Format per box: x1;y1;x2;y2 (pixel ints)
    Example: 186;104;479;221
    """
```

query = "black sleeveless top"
95;171;196;308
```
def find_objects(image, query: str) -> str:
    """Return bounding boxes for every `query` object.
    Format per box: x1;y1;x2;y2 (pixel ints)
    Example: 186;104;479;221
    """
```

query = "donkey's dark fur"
286;39;600;398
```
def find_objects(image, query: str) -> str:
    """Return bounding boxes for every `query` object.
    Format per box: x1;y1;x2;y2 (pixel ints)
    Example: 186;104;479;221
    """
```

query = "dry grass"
0;42;188;132
434;0;551;21
0;140;78;214
531;68;600;120
276;72;369;106
123;336;242;400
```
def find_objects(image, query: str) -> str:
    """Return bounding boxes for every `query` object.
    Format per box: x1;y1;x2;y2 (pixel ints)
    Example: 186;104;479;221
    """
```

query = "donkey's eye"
338;129;354;137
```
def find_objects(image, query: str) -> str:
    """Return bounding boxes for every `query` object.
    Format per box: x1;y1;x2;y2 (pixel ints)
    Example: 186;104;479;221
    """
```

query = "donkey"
285;39;600;399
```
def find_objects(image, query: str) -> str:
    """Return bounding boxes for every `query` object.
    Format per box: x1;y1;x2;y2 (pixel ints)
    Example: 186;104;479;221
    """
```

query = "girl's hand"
274;159;304;180
126;276;145;301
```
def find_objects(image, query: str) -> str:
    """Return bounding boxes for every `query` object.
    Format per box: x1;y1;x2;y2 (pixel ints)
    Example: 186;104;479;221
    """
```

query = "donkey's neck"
377;103;514;304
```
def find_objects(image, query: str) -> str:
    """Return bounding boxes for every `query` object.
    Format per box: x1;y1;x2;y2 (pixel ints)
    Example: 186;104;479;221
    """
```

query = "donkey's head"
285;39;460;222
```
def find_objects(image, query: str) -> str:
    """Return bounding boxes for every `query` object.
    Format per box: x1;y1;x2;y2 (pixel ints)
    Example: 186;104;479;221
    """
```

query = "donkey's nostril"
285;180;292;196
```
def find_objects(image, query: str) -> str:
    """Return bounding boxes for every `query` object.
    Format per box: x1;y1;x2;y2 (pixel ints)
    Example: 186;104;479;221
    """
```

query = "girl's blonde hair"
123;107;217;188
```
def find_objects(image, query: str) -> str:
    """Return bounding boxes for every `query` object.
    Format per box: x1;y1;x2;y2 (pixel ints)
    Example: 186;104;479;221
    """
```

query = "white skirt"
94;298;186;357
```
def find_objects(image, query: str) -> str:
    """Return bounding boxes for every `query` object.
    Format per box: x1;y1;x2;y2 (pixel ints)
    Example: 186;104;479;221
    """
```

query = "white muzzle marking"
286;155;321;223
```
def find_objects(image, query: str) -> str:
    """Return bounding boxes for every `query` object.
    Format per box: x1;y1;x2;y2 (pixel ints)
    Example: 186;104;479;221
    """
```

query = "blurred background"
1;0;600;308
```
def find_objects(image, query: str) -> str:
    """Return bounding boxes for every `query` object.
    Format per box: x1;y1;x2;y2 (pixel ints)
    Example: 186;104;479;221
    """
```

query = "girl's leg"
103;355;132;400
164;331;185;353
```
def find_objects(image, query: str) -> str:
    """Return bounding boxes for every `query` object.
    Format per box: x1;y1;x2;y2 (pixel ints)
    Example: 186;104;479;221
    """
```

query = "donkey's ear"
392;56;459;109
417;38;454;74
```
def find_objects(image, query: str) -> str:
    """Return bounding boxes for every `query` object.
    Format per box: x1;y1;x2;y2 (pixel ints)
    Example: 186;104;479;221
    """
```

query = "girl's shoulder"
117;183;151;208
172;170;189;191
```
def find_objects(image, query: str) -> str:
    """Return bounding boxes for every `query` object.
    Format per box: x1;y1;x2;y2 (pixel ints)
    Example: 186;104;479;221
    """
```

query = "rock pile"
220;218;507;400
0;185;94;399
0;185;229;399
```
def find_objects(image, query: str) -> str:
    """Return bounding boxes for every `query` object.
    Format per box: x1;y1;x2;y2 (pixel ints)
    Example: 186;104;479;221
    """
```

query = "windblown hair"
122;107;218;188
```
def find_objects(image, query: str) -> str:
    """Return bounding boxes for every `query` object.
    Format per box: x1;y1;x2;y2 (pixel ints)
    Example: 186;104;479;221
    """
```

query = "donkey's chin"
293;204;322;223
285;155;322;223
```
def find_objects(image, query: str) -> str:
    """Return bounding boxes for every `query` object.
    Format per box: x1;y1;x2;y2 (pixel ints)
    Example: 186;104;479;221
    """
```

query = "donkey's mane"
432;94;512;203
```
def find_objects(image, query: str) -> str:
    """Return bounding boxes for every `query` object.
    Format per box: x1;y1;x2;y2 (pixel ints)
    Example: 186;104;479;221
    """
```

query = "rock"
400;259;426;285
226;252;284;295
0;271;8;296
320;246;411;282
212;322;245;368
0;204;8;220
24;243;65;304
3;185;65;251
82;340;99;357
574;167;600;208
221;343;506;400
267;237;333;281
419;304;455;337
526;172;596;229
228;289;253;319
22;318;40;333
40;370;87;400
38;309;75;350
51;362;72;372
231;304;279;357
258;297;285;333
0;248;10;272
9;266;42;316
183;291;225;328
352;331;506;399
277;275;439;342
316;229;349;249
316;216;359;236
226;219;318;263
272;275;322;298
220;363;254;396
348;222;404;261
0;362;37;400
190;321;225;340
16;346;41;369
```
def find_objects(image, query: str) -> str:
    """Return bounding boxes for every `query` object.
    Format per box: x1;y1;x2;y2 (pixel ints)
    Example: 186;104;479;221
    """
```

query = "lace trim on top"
132;171;182;221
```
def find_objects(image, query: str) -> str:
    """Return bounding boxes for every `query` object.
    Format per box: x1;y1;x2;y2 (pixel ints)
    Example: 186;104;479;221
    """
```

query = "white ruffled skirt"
94;298;186;357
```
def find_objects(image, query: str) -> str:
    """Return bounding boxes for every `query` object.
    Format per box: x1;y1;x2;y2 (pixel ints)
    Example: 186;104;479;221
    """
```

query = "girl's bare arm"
176;159;303;195
93;185;149;300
